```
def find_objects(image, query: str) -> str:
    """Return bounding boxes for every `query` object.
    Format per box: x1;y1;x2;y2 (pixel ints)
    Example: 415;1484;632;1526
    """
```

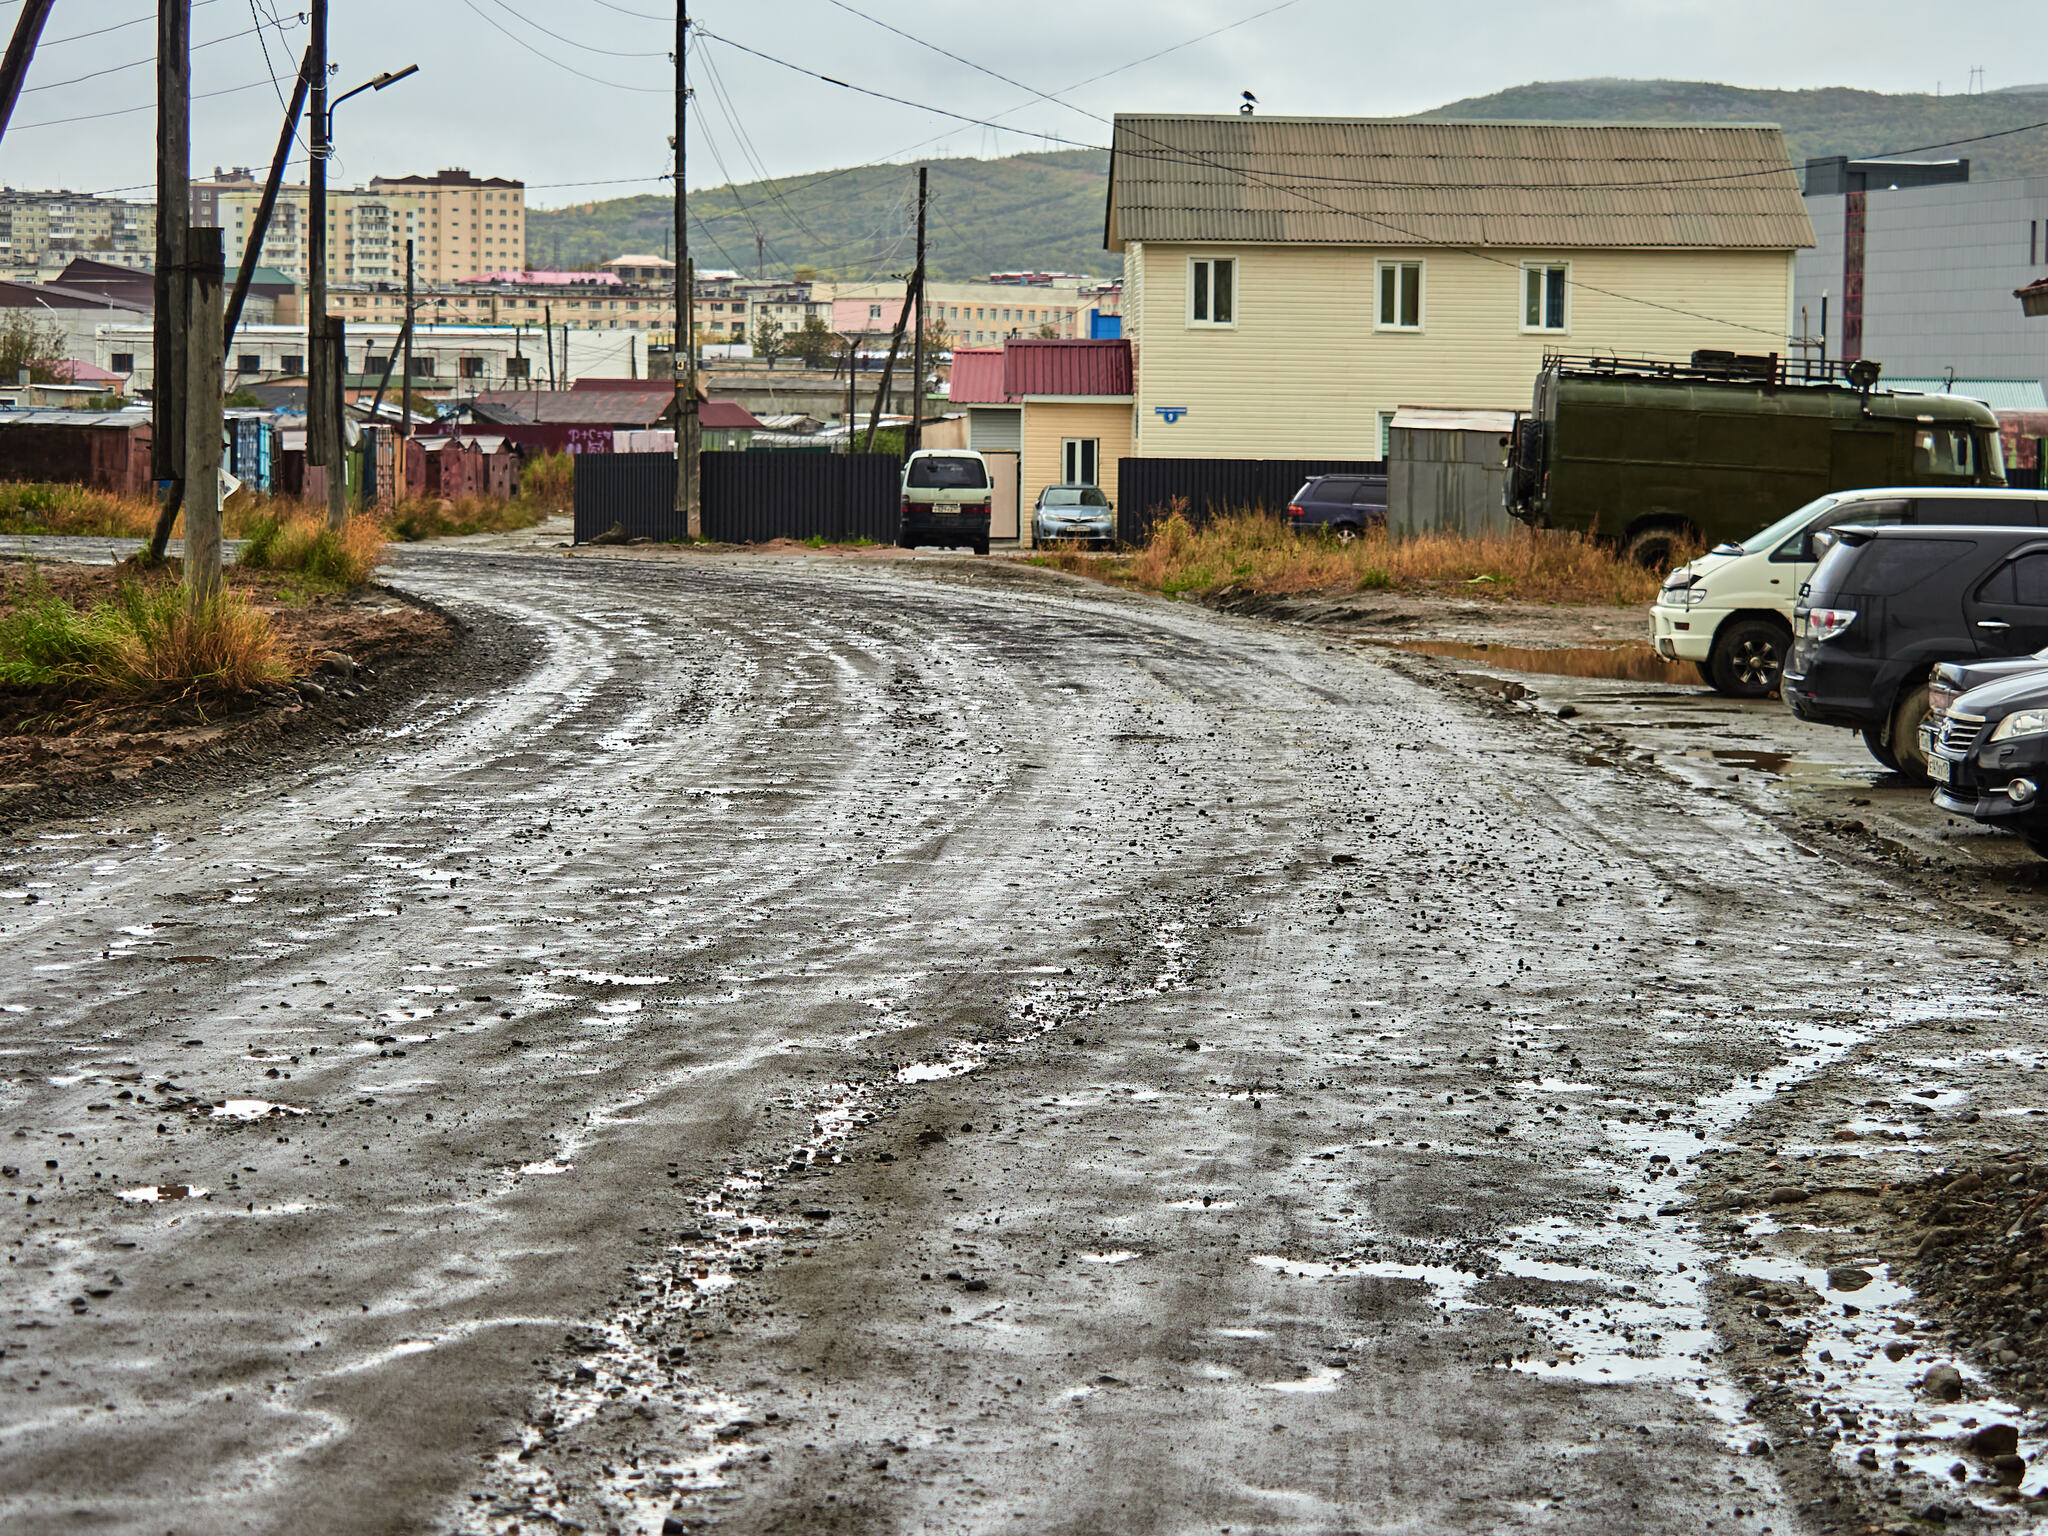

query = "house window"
506;356;530;379
410;357;435;377
869;304;883;320
110;351;134;373
1189;256;1235;326
460;357;484;378
1379;411;1396;459
1062;437;1099;485
281;353;303;373
1377;261;1422;330
1523;263;1569;331
236;354;260;374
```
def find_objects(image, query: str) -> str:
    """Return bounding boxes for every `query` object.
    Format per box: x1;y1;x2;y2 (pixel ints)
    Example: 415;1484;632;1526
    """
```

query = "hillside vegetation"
527;83;2048;277
526;149;1114;281
1416;80;2048;180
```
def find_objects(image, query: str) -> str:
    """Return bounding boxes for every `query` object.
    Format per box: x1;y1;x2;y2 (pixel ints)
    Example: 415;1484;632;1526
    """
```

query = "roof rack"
1543;350;1883;390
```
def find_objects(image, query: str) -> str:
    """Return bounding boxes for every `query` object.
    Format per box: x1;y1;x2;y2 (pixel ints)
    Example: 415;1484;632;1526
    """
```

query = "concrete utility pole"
908;165;927;456
148;0;191;565
673;8;701;537
184;228;225;602
0;0;55;149
545;302;555;388
843;333;855;451
226;46;312;350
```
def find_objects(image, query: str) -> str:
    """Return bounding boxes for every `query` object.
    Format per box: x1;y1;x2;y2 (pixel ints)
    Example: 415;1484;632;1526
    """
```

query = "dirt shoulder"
0;557;457;827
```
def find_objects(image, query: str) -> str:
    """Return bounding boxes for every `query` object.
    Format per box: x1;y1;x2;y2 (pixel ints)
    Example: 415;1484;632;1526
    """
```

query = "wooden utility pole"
545;302;556;388
184;228;225;602
402;238;414;444
0;0;55;148
308;0;346;527
908;166;927;455
226;46;312;349
672;8;700;537
148;0;192;564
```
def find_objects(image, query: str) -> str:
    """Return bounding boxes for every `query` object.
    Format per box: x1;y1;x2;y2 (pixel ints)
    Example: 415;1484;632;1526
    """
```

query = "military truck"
1504;351;2007;567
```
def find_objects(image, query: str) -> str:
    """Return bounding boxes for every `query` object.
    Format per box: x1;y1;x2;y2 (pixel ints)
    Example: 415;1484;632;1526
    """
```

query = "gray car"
1032;484;1115;546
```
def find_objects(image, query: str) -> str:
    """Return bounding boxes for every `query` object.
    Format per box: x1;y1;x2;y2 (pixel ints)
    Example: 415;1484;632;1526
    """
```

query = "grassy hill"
527;83;2048;278
1414;79;2048;180
526;148;1114;281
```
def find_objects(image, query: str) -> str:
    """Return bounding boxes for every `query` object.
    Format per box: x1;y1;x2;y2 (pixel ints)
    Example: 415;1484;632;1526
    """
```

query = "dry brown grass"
1035;509;1675;607
386;493;548;541
235;505;388;588
0;482;160;537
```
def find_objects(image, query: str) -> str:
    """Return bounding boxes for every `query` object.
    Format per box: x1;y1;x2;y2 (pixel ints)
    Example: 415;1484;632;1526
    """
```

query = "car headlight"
1681;586;1712;608
1989;709;2048;742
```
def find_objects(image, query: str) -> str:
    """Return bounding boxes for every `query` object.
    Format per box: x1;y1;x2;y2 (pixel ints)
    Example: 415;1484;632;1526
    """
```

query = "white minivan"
1651;486;2048;697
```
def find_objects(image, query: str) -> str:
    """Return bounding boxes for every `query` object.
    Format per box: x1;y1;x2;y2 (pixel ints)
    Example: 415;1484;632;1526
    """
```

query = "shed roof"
1390;406;1518;432
470;389;676;427
947;348;1013;405
699;400;763;430
1106;115;1815;252
1002;338;1133;398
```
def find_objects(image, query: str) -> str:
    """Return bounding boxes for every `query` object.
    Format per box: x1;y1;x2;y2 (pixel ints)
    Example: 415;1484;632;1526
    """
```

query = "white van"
898;450;994;555
1651;487;2048;697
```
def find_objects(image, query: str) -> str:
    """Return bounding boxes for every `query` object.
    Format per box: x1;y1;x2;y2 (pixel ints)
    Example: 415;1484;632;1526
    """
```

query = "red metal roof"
699;400;763;430
573;376;663;391
1001;338;1132;398
946;348;1013;405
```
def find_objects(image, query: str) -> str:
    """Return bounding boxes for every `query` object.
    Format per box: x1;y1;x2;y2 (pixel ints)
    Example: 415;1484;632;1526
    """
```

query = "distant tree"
792;265;818;283
0;313;66;384
223;387;265;408
789;313;839;368
1035;322;1060;339
923;316;953;355
753;316;784;366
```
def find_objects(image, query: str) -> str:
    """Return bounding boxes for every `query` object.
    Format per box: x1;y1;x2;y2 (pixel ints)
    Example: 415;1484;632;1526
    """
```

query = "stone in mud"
1765;1185;1809;1204
1920;1364;1966;1402
1948;1171;1985;1195
1827;1266;1874;1292
589;521;631;546
1967;1422;2019;1459
1992;1453;2027;1486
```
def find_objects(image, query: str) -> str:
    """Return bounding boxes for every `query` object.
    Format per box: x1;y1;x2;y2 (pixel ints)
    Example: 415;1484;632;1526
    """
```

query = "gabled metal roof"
1106;115;1815;252
1002;338;1133;398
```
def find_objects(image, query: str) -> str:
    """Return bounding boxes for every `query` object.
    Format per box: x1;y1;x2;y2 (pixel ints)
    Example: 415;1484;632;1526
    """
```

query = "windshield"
1044;488;1108;507
1737;494;1839;556
906;455;989;490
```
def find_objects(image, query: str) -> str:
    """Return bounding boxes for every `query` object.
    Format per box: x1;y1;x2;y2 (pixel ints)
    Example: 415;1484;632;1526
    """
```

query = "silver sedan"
1032;484;1115;545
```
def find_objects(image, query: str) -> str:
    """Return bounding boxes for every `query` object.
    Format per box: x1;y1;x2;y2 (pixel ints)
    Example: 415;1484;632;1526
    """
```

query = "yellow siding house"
1106;116;1816;462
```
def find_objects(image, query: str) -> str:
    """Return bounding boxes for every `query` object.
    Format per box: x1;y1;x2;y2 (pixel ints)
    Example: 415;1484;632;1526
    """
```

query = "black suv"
1926;666;2048;855
1286;474;1388;540
1784;525;2048;782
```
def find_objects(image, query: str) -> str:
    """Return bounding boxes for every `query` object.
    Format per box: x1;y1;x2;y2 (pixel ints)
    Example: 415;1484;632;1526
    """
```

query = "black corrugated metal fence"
1116;457;1387;545
574;452;901;544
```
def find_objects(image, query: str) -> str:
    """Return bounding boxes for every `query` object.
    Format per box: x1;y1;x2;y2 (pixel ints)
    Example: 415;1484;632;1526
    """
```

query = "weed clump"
386;493;548;541
0;568;286;698
0;482;159;537
236;508;386;588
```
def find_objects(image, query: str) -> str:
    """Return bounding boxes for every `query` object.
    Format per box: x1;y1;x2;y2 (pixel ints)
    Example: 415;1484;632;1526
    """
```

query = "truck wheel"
1890;685;1934;785
1622;525;1687;571
1705;618;1788;698
2022;829;2048;860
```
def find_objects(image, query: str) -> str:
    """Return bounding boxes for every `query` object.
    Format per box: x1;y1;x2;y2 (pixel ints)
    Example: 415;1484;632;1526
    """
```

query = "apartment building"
368;170;526;284
825;276;1095;344
0;189;155;275
194;167;413;286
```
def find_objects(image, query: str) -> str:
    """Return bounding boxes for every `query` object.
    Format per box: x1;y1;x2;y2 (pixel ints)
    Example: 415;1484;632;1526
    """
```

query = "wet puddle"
1378;639;1699;685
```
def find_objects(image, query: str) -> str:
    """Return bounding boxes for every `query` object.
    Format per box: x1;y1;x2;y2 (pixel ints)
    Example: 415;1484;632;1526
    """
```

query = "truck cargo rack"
1542;351;1883;390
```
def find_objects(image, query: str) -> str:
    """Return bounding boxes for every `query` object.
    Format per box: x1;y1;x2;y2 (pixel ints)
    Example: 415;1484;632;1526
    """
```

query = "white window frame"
1375;260;1424;332
1187;255;1236;328
1062;437;1100;485
1521;261;1571;333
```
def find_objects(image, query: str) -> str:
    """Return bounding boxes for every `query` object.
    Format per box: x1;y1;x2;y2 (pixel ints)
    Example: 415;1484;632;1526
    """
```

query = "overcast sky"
0;0;2037;209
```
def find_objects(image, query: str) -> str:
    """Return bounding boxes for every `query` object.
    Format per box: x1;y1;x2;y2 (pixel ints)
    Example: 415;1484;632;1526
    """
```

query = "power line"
39;0;231;49
471;0;669;59
14;75;275;131
582;0;669;17
22;10;302;94
456;0;667;90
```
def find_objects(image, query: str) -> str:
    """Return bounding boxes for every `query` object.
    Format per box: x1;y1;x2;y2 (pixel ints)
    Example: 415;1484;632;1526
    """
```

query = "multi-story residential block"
825;276;1096;345
0;189;155;275
194;167;413;286
368;170;525;284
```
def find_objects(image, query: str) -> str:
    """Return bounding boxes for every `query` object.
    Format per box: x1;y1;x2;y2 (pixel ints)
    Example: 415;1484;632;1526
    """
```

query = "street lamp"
328;63;419;123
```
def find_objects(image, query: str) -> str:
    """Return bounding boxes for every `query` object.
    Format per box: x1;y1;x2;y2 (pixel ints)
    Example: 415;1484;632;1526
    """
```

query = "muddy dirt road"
0;547;2034;1535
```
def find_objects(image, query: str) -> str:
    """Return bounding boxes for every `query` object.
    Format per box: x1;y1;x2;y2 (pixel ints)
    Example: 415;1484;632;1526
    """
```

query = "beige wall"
1127;240;1797;460
368;179;525;284
1020;399;1134;517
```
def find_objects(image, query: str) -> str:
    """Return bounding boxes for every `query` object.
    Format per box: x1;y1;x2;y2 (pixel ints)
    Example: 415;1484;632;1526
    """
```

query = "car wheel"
972;539;990;556
1890;685;1934;785
1623;525;1687;572
1861;727;1900;772
2021;829;2048;860
1693;660;1715;687
1706;618;1788;698
1334;523;1360;544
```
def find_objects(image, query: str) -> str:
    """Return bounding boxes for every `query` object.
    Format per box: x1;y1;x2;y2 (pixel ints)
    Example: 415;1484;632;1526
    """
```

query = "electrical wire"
583;0;670;18
22;10;303;94
14;76;277;131
456;0;668;90
470;0;669;59
38;0;232;49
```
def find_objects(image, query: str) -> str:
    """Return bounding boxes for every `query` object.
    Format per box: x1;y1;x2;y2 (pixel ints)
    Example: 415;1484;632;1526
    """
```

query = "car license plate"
1920;723;1941;758
1926;753;1953;785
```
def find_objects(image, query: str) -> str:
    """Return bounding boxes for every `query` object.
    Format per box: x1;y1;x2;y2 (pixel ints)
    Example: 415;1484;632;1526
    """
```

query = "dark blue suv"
1287;475;1388;541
